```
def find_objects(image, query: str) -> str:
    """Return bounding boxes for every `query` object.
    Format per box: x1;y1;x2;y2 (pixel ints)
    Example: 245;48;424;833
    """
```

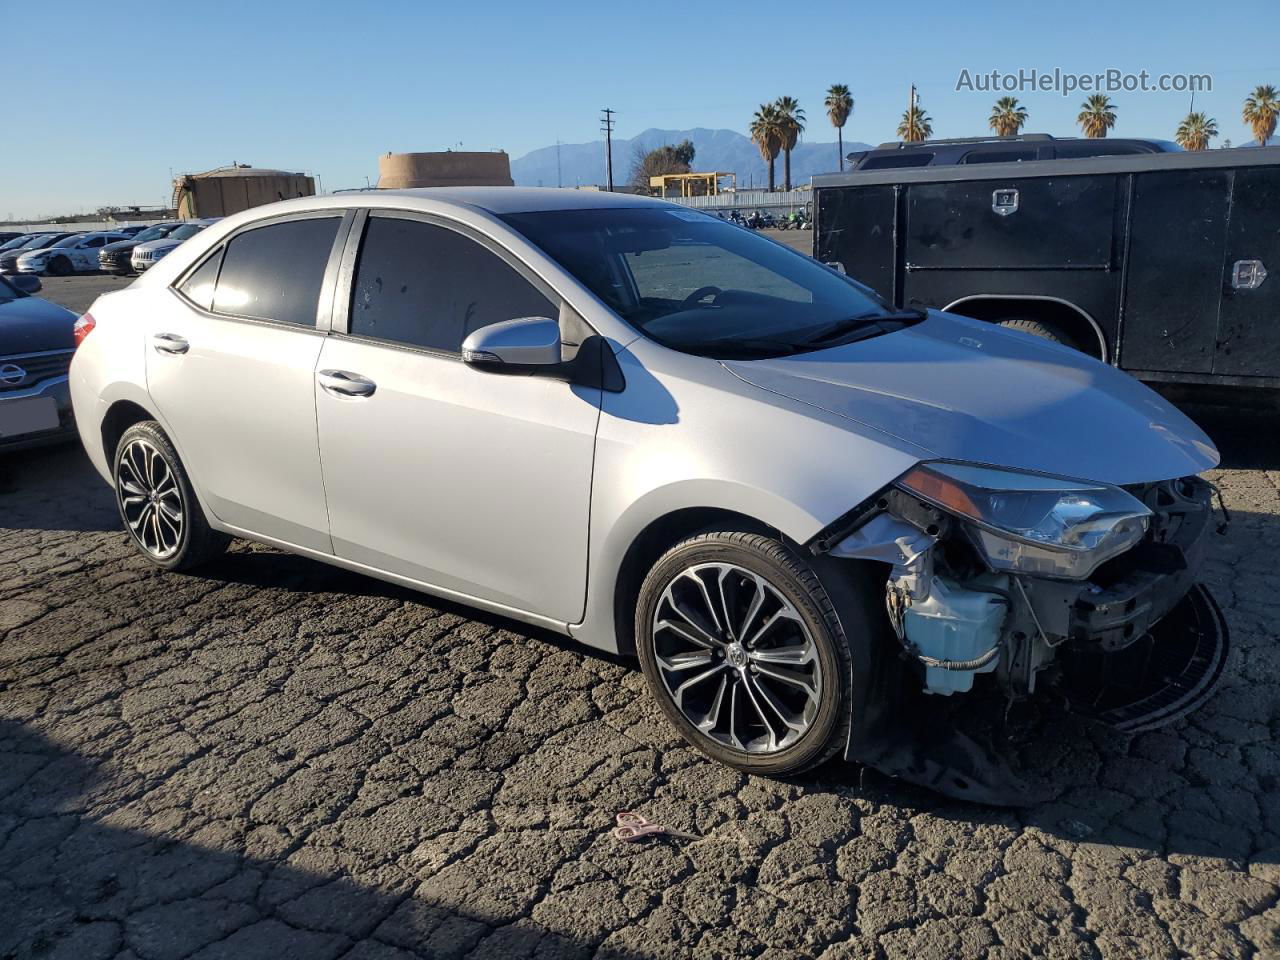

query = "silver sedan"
70;188;1226;802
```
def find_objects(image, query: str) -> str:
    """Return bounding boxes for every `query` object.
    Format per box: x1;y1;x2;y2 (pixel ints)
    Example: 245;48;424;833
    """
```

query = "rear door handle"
151;333;189;355
318;369;376;398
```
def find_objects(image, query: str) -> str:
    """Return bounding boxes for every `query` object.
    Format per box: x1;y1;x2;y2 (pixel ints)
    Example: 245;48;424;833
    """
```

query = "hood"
0;295;77;353
102;239;140;252
136;238;181;254
723;311;1218;486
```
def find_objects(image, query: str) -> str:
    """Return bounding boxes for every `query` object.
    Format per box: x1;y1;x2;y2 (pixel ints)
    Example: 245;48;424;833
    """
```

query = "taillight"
74;312;96;348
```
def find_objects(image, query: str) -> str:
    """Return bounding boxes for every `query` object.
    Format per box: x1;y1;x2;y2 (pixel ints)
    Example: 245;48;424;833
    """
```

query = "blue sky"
3;0;1277;219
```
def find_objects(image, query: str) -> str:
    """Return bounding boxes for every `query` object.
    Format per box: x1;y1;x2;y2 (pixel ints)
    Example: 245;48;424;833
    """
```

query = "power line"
600;109;616;192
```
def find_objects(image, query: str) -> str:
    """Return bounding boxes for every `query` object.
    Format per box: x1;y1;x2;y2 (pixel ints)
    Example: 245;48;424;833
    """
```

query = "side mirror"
9;275;41;295
462;316;562;368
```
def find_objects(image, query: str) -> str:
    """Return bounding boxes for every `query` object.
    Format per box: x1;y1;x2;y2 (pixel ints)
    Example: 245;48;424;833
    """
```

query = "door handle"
151;333;189;355
318;369;376;398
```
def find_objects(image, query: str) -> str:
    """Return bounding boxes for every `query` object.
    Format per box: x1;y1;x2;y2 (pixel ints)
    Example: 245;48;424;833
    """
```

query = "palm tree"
1077;94;1117;138
750;103;784;191
897;100;932;143
774;96;806;191
825;84;854;171
1175;112;1218;151
1243;84;1280;145
988;97;1029;136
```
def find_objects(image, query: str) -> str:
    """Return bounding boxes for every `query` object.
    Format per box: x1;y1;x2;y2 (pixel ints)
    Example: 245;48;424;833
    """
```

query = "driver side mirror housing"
462;316;562;367
462;315;626;393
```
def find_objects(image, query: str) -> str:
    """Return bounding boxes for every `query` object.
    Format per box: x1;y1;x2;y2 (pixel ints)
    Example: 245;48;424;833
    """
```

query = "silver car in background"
69;188;1227;802
130;218;219;273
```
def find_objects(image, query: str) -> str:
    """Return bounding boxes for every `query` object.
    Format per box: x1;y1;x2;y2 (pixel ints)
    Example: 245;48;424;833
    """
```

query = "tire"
47;256;72;277
997;316;1083;352
635;530;853;776
113;421;229;571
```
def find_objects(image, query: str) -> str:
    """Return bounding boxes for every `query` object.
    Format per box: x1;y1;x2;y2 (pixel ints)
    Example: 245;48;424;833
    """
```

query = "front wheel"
113;421;229;571
635;530;852;776
47;256;73;277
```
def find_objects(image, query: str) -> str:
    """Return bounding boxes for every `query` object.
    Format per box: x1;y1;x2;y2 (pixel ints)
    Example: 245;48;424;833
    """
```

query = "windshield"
20;234;61;250
168;223;205;241
131;225;171;242
501;207;910;359
0;235;35;251
51;235;84;248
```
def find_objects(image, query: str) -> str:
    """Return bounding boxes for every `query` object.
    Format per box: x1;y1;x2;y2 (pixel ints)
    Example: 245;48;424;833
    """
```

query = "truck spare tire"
997;316;1083;352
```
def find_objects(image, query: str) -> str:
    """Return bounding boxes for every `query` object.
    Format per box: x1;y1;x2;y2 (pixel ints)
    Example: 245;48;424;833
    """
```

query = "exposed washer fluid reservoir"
903;576;1008;695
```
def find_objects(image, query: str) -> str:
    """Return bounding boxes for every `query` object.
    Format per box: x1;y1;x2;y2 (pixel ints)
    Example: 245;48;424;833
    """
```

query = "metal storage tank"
172;165;316;219
377;151;513;188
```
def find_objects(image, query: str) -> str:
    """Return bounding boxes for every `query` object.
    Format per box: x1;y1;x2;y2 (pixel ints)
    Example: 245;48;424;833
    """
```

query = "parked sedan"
0;274;78;450
131;219;218;273
18;232;128;276
70;189;1227;803
0;233;75;274
99;222;182;275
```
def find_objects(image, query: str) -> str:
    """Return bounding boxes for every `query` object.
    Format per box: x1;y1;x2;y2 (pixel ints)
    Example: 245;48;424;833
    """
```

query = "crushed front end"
816;462;1229;803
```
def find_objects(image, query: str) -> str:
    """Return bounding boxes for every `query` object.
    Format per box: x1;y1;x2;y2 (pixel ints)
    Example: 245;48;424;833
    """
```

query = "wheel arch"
942;294;1108;361
101;398;159;468
611;506;779;658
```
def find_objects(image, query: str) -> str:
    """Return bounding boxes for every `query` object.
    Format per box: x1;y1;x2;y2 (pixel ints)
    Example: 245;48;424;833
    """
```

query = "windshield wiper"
800;308;925;346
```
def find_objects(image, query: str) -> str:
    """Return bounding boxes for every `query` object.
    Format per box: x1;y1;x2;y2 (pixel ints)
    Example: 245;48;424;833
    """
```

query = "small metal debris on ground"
613;811;700;842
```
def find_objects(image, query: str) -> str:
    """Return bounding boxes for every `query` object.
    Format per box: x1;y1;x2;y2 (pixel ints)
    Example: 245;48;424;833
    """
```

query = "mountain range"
510;127;874;190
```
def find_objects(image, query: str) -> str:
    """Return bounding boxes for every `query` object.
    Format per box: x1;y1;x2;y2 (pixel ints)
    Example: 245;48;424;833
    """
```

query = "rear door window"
211;217;341;326
348;214;555;353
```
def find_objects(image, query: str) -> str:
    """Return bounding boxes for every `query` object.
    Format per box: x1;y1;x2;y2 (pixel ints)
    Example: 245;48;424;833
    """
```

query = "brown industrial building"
377;151;513;189
172;165;316;219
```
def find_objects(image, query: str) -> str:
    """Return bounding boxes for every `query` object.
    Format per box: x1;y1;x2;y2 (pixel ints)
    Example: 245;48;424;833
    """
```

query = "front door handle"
151;333;189;355
318;369;376;398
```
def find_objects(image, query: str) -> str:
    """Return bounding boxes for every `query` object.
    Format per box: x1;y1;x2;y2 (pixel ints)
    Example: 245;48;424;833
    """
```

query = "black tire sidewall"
635;532;851;776
113;422;198;571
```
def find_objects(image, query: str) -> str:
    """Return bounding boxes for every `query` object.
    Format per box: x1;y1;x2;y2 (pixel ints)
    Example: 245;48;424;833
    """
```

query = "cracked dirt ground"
2;410;1279;960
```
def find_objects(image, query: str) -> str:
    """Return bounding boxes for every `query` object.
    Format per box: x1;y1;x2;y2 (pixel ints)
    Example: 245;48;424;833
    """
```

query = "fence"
665;189;811;214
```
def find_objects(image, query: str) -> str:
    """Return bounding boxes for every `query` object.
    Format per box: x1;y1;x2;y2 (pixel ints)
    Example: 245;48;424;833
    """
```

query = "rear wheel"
635;530;853;776
113;421;229;571
997;316;1083;351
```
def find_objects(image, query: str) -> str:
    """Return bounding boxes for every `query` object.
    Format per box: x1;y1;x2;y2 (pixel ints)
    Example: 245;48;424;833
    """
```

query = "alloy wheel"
116;438;184;559
650;562;823;754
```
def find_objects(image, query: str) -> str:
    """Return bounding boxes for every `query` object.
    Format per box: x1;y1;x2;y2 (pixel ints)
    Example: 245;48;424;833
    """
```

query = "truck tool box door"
1120;169;1231;374
904;176;1115;273
815;184;897;301
1214;166;1280;378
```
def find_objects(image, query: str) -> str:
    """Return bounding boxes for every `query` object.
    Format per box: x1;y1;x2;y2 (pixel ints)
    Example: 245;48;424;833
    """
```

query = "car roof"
311;187;667;216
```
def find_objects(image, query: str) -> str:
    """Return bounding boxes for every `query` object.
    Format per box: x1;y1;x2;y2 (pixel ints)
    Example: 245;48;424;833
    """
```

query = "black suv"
846;133;1181;170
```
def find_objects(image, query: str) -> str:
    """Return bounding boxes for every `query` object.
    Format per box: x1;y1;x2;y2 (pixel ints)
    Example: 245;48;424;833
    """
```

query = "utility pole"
556;140;563;188
600;109;616;191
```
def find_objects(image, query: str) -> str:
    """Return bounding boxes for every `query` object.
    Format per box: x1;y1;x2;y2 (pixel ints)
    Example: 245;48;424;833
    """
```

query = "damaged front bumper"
814;471;1229;803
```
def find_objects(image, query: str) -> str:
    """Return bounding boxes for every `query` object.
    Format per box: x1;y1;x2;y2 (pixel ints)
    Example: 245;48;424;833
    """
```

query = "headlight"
897;462;1151;579
151;248;169;259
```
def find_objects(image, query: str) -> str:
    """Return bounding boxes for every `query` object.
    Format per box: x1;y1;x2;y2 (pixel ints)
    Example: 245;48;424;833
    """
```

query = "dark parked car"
845;133;1181;171
0;234;45;254
0;274;78;451
0;233;75;275
0;232;24;245
813;146;1280;394
99;222;182;275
